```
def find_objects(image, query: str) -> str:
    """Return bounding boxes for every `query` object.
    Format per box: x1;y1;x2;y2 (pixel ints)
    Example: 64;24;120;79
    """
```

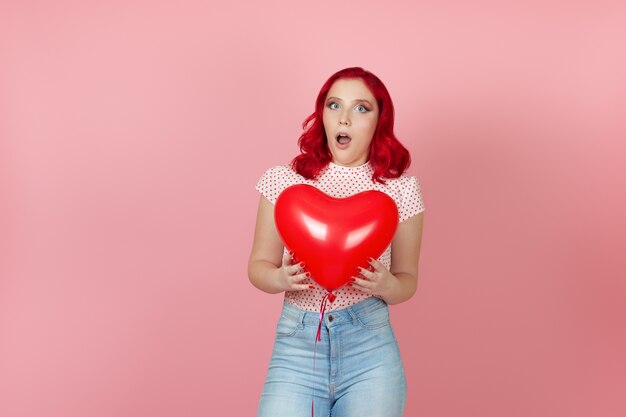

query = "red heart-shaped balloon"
274;184;399;292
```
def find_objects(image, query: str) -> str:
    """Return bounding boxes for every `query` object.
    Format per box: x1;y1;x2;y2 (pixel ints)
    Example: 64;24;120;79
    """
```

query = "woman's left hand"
349;257;397;298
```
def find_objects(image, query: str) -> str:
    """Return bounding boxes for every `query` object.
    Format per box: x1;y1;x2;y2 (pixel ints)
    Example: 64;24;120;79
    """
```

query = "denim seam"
277;311;304;337
352;302;387;316
346;307;358;326
354;305;390;330
356;318;390;330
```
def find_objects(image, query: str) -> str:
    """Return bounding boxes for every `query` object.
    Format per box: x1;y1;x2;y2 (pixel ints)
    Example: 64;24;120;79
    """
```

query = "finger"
357;266;377;280
367;257;383;272
292;283;314;291
350;277;373;293
289;262;305;275
289;272;313;290
291;271;311;283
282;250;293;266
291;252;301;264
352;276;373;289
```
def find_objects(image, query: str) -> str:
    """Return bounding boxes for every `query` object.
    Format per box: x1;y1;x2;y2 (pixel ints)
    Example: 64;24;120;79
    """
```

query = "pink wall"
2;1;625;416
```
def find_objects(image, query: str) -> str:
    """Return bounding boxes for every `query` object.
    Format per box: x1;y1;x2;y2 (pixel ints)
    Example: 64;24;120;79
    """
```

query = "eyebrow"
326;96;374;106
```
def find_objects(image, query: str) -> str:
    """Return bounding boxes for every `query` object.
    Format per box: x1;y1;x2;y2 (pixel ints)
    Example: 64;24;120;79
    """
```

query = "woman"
248;67;425;417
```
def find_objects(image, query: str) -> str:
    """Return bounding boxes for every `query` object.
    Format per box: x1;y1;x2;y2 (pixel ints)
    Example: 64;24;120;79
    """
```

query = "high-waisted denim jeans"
257;296;406;417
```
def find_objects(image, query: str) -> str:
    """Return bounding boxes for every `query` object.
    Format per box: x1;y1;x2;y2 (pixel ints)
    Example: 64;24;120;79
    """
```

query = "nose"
340;110;350;126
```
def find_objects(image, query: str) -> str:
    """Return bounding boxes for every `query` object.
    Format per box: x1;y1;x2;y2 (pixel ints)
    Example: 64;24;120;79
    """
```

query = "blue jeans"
257;296;407;417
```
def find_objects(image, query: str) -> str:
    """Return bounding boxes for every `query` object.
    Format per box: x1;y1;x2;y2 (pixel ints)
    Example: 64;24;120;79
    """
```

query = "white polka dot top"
255;160;425;311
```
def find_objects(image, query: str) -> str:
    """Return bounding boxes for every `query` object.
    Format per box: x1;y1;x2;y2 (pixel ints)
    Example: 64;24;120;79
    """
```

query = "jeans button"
328;315;334;322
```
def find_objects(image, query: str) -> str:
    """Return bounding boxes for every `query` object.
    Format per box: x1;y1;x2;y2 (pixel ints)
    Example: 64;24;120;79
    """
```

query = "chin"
331;152;350;164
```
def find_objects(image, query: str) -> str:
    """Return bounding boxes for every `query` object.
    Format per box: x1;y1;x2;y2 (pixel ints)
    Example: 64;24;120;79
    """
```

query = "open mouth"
336;133;352;145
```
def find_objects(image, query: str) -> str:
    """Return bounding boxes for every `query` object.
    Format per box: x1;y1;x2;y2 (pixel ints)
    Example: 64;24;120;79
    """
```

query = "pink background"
1;1;625;416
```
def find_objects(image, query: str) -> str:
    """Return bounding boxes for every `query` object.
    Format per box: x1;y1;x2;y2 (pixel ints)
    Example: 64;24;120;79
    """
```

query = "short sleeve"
399;176;425;222
255;166;285;204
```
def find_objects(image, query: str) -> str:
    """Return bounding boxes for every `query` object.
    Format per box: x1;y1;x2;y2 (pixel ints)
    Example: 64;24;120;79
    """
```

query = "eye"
355;104;369;113
327;102;339;110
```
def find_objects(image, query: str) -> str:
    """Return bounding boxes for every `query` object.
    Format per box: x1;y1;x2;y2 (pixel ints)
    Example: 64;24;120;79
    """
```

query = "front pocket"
356;306;390;330
275;314;301;337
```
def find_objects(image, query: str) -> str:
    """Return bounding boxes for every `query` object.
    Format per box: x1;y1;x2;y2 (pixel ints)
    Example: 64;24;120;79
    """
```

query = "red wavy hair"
290;67;411;184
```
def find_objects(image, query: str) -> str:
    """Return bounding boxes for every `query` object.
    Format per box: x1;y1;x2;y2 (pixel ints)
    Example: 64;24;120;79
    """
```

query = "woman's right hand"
275;251;313;292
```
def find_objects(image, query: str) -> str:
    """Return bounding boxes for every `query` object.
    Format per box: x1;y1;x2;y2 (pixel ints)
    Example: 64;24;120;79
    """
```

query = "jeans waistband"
281;296;388;326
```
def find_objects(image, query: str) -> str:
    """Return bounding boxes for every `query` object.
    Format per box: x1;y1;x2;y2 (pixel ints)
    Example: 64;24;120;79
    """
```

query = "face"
322;78;379;167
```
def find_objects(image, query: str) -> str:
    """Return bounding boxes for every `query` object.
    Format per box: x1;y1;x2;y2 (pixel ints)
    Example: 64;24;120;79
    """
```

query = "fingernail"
299;262;305;267
309;285;314;289
305;272;310;277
